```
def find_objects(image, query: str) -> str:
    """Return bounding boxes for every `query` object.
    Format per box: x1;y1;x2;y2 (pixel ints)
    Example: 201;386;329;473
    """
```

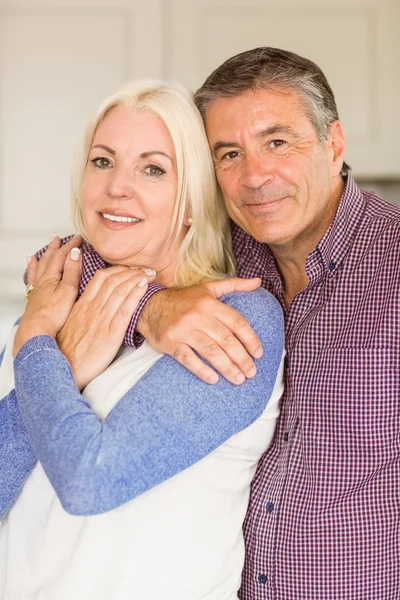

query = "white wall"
1;0;399;351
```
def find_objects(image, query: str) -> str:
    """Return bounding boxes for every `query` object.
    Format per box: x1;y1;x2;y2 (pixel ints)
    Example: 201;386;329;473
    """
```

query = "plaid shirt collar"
232;174;366;284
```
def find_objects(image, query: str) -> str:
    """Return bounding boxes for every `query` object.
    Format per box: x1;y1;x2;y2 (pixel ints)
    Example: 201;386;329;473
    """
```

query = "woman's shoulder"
221;288;283;327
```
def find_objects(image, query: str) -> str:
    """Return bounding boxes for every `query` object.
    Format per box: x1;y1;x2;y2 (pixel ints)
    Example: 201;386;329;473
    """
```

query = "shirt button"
284;432;289;441
258;574;268;584
265;502;274;513
329;260;336;271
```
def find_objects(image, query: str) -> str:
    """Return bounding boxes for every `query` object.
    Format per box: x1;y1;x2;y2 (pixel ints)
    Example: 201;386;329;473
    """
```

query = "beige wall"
1;0;399;349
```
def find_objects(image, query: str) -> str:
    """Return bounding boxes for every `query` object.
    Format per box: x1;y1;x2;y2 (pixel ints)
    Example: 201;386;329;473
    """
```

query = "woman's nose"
106;167;135;199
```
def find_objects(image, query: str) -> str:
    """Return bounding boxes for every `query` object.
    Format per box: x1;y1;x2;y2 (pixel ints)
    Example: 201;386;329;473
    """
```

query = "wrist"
13;320;56;357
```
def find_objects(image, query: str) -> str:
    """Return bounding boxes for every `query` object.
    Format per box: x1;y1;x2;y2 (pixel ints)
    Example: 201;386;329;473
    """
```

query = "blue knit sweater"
0;290;284;518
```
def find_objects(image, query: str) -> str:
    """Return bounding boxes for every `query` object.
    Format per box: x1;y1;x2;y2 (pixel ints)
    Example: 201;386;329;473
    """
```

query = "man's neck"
272;253;308;307
270;177;345;307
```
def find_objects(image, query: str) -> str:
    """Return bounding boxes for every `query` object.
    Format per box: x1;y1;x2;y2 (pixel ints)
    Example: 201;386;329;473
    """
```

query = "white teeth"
102;213;140;223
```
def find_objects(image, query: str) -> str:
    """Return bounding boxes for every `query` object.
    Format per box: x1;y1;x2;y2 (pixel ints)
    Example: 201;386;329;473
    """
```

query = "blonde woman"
0;81;284;599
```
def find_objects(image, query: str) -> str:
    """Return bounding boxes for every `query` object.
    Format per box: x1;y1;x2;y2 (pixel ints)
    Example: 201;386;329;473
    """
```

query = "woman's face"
81;104;180;276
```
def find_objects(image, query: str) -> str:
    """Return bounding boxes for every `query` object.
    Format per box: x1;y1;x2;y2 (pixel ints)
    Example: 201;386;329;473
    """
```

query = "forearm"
14;290;284;516
0;389;37;519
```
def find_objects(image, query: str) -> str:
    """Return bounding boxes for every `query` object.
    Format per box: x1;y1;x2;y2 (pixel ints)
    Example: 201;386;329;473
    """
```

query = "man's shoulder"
361;188;400;224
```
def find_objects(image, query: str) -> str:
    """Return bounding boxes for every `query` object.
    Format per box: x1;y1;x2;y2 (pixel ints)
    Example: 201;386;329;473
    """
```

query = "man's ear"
327;120;346;178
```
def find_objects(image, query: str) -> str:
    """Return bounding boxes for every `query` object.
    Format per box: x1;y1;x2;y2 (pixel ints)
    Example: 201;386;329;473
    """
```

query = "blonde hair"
71;80;235;287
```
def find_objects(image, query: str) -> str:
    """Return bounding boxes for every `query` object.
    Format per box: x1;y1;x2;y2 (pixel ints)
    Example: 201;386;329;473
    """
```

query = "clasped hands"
13;235;263;389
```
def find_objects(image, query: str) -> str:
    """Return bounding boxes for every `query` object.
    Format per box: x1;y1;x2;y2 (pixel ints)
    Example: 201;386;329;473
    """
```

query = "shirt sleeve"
0;389;37;519
123;282;164;348
0;318;37;519
14;288;284;516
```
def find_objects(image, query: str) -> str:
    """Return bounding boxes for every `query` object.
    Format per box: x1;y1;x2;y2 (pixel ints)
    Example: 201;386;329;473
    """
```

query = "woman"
0;80;284;599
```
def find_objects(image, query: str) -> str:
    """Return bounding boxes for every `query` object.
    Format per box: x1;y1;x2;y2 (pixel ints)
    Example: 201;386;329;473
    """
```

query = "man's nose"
240;155;274;189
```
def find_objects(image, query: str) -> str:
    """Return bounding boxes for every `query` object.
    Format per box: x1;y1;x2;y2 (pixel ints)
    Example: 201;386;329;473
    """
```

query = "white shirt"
0;336;283;600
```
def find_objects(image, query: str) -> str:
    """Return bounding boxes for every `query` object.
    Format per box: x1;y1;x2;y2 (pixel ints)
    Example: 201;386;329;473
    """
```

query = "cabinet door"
0;0;164;301
167;0;400;178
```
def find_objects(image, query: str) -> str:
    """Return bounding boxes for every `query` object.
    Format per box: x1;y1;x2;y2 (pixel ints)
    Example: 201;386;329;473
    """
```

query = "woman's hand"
57;266;156;391
13;235;83;356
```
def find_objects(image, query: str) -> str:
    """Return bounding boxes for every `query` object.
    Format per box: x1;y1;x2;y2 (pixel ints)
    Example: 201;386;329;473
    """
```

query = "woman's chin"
92;243;140;266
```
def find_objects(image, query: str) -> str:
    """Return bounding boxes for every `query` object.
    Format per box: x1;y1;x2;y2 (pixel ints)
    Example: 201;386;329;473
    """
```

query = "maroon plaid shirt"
31;176;399;598
234;175;400;599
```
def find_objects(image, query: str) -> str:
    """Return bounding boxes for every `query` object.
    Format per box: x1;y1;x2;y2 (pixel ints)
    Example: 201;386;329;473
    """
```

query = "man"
137;48;400;599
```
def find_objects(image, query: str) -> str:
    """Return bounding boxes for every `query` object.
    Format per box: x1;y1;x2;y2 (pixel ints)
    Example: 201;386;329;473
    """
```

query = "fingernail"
254;346;263;358
70;248;81;261
138;277;148;288
26;254;33;266
246;366;257;378
236;372;246;384
208;373;219;384
143;268;156;276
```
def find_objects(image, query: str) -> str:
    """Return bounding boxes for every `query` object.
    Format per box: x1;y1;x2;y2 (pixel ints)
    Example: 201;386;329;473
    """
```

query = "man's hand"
138;277;263;385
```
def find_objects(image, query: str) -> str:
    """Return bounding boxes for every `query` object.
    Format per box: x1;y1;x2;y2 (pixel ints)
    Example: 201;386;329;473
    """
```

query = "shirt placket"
251;268;328;599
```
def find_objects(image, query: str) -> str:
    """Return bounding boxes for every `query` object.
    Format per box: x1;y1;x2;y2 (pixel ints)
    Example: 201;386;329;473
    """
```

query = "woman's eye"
269;139;286;149
91;157;112;169
144;164;165;176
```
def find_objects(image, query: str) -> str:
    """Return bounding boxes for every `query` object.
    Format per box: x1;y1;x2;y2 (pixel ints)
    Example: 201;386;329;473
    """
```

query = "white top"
0;335;283;600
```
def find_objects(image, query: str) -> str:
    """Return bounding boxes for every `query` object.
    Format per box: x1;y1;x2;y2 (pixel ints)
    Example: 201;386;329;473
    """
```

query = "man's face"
204;87;345;254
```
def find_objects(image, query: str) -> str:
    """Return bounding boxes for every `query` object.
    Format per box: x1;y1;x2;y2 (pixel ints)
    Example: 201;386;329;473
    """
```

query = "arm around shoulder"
13;291;284;516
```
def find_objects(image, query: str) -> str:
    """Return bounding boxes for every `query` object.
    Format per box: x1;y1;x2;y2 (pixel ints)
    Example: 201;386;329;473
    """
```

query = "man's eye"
221;151;239;161
91;157;112;169
269;140;286;149
144;164;165;177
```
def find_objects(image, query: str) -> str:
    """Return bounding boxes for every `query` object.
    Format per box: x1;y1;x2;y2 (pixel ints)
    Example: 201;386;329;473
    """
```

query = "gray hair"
194;47;350;176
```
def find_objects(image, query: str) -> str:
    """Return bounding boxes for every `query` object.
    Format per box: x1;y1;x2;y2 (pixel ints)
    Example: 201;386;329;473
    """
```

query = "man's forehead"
204;87;308;141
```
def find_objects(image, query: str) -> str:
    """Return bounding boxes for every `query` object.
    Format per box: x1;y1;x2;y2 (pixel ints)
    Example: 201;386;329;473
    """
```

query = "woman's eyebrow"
140;151;173;163
91;144;115;155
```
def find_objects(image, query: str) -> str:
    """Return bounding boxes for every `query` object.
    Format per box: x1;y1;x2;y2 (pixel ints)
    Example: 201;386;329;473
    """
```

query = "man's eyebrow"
212;141;237;156
91;144;115;155
140;151;173;163
212;125;297;156
257;125;297;139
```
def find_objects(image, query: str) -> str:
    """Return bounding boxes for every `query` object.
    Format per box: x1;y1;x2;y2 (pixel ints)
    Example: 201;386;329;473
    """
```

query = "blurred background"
1;0;399;349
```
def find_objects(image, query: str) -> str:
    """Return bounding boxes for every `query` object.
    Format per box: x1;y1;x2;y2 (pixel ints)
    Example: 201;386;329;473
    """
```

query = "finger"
170;343;220;385
109;276;150;335
207;277;262;298
26;254;39;286
213;302;263;359
35;234;82;283
199;318;257;379
59;247;83;298
82;267;143;303
181;328;248;385
35;234;62;278
41;235;83;280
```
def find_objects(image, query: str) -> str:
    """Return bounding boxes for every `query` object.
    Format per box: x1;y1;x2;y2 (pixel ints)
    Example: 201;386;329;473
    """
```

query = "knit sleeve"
14;288;284;516
0;326;37;520
0;389;37;519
